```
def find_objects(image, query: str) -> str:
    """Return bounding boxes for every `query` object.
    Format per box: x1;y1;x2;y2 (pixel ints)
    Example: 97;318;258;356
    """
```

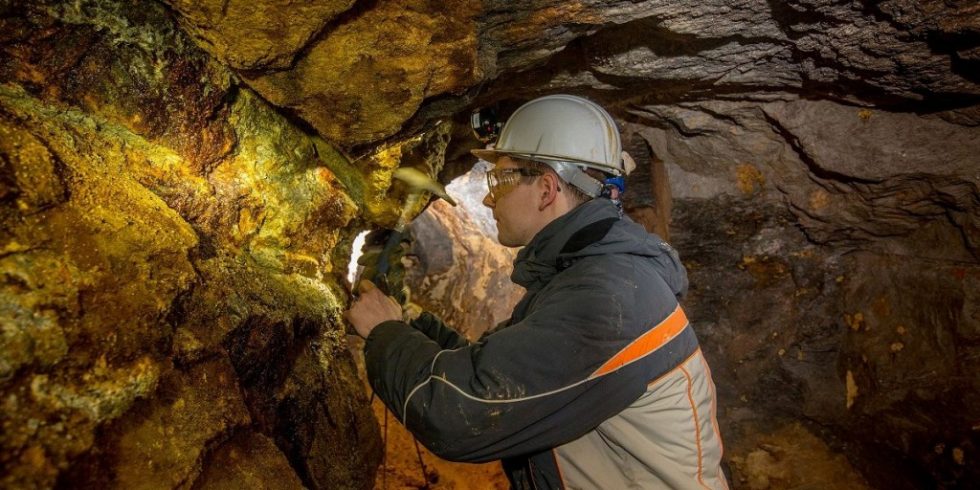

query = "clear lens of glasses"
486;168;541;201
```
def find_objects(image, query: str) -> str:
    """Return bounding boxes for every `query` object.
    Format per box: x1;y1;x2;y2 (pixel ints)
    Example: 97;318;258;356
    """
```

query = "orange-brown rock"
243;0;481;146
1;0;979;488
405;165;523;339
165;0;356;70
0;3;380;489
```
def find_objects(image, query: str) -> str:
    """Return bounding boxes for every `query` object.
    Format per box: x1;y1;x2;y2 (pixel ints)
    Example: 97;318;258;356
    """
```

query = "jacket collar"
510;199;620;290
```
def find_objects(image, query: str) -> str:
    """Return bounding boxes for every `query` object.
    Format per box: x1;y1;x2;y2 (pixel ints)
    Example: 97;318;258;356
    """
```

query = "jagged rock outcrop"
154;0;980;152
165;0;356;71
0;2;390;488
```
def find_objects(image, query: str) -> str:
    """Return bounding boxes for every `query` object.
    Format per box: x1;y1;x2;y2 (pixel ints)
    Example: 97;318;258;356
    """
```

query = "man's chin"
496;236;523;248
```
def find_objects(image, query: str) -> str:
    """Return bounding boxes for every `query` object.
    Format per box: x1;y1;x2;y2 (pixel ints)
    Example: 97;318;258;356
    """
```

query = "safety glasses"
485;167;543;203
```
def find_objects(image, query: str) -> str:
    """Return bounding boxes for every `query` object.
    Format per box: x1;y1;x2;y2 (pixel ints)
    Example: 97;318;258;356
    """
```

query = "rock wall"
0;2;400;488
627;99;979;487
404;97;980;488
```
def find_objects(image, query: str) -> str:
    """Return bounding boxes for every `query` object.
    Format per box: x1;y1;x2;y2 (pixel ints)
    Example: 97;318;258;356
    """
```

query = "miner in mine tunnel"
345;94;727;489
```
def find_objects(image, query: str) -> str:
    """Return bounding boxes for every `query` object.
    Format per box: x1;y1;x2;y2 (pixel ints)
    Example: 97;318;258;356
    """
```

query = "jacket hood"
511;199;688;297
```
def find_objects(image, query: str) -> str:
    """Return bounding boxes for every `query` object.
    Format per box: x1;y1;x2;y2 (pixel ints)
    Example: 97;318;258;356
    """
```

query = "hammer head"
392;167;457;206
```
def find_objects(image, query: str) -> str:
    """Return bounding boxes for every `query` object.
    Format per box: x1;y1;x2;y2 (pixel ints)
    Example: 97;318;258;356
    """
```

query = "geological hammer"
367;168;456;298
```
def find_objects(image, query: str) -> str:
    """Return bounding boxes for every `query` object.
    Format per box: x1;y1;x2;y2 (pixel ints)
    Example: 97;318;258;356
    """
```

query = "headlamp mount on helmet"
470;106;501;144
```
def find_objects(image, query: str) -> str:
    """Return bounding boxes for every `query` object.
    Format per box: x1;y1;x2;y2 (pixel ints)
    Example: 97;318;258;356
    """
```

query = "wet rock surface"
1;2;381;488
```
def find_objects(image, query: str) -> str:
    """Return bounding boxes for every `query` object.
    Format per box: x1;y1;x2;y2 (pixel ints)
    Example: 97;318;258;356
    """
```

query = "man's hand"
344;280;403;338
356;229;411;304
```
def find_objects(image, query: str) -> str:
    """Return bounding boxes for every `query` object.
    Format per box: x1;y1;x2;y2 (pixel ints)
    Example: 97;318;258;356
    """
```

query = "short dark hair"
509;157;603;205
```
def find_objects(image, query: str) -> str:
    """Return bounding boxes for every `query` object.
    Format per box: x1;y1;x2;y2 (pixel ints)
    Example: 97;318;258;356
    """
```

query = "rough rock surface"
487;0;980;105
242;0;481;146
162;0;980;151
0;2;384;488
631;97;980;488
164;0;356;71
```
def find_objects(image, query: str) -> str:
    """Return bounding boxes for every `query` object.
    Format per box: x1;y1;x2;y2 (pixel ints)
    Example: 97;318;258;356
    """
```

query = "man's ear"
538;173;560;211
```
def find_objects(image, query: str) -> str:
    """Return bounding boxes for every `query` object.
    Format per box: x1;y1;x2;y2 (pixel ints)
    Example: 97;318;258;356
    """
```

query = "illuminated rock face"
164;0;356;71
0;0;978;488
0;2;381;489
238;0;481;146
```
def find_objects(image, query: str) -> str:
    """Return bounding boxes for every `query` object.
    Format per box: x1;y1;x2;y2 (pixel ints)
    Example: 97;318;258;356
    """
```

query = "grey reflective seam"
401;319;691;421
403;348;455;420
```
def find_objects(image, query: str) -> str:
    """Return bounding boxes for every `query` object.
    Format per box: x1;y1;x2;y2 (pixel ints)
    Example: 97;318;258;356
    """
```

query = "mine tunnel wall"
0;2;386;488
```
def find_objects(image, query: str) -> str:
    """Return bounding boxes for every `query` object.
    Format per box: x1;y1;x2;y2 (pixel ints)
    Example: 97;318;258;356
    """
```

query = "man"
346;95;727;489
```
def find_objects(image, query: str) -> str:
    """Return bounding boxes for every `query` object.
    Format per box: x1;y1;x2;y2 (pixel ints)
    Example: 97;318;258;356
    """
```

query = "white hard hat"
472;94;628;198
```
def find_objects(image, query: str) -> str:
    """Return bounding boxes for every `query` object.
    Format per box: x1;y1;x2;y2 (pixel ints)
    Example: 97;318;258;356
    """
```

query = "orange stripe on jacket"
590;305;689;378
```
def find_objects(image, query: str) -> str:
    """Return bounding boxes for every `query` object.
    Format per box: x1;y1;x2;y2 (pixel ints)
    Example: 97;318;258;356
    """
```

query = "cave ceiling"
160;0;980;151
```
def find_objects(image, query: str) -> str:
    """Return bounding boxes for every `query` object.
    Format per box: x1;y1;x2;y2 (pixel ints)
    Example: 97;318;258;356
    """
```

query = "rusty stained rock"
242;0;481;147
625;101;794;200
838;254;980;486
479;1;611;72
140;0;980;168
0;102;199;488
164;0;357;71
113;0;980;170
63;358;252;489
0;0;977;488
727;422;871;490
628;94;979;486
0;1;382;488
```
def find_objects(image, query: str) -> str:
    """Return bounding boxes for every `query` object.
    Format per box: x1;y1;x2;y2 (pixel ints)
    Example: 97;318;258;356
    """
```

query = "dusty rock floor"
726;422;872;490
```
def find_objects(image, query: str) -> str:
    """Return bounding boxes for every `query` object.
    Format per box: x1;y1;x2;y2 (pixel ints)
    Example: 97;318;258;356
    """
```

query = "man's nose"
482;192;495;208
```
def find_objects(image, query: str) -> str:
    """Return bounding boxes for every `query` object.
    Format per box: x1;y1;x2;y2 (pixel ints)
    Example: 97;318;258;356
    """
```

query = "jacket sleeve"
408;311;471;350
364;267;676;463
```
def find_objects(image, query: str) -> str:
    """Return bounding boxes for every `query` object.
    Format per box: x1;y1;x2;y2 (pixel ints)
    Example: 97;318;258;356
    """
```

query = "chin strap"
601;176;625;217
522;157;628;216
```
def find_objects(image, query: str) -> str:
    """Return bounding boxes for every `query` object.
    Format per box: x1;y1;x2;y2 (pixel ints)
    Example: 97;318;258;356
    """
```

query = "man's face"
482;156;541;247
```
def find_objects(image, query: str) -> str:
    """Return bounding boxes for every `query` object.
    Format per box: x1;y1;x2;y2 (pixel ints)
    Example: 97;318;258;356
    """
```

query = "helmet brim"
470;148;501;163
471;148;624;177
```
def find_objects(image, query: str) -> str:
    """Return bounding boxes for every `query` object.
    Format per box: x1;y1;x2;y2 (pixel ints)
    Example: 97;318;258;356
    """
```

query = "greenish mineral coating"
360;120;454;227
0;1;405;488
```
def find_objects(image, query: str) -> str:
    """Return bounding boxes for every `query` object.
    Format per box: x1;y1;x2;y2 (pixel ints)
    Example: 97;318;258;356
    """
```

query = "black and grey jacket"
365;198;727;489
